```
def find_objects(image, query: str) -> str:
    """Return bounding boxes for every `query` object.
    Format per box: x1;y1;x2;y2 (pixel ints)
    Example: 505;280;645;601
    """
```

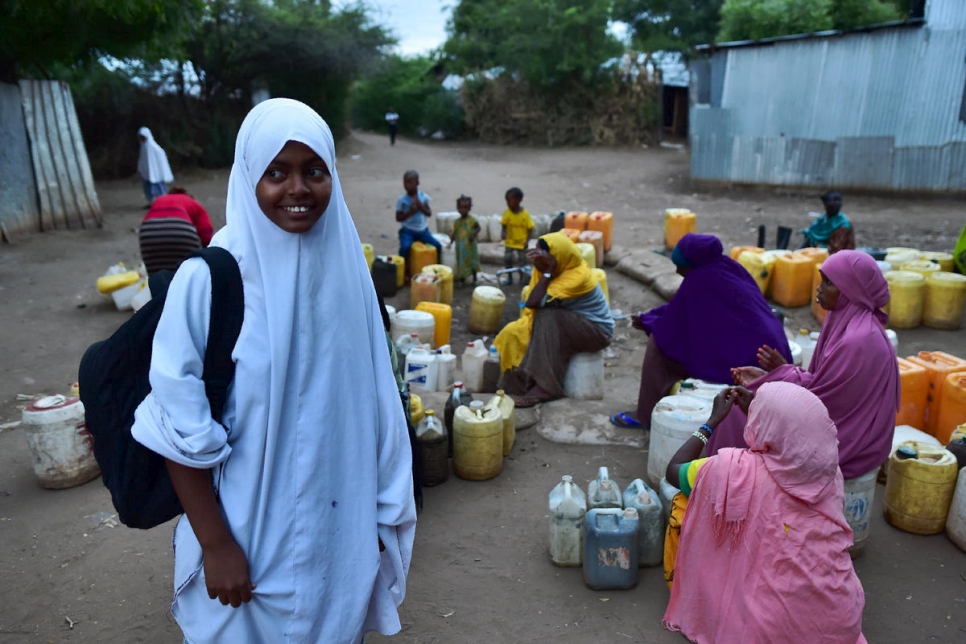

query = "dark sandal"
609;412;642;429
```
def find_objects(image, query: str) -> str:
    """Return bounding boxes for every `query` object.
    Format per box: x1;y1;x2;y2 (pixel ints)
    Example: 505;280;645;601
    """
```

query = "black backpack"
78;247;244;529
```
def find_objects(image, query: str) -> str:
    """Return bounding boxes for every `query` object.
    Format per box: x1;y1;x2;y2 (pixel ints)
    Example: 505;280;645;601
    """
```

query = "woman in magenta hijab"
611;233;790;429
710;250;899;481
664;382;866;644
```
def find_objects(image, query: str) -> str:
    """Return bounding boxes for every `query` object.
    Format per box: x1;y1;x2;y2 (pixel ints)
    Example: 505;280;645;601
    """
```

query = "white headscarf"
137;126;174;183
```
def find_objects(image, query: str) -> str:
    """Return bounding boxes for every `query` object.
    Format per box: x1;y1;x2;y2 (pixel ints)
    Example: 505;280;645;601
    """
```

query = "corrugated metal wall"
689;1;966;192
0;83;39;240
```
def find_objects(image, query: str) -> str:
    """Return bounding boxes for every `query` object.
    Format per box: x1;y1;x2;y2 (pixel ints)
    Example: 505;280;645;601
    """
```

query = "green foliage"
0;0;203;82
718;0;903;42
444;0;623;92
350;55;466;139
612;1;724;55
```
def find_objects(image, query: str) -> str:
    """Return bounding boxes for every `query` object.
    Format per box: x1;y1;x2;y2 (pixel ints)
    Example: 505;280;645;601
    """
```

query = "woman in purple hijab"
610;233;791;429
711;250;900;482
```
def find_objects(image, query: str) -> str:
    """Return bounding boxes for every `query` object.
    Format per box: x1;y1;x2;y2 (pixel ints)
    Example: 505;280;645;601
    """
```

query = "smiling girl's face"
255;140;332;234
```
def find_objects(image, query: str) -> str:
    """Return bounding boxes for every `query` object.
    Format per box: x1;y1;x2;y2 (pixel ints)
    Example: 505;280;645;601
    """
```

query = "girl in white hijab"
132;99;416;643
138;126;174;205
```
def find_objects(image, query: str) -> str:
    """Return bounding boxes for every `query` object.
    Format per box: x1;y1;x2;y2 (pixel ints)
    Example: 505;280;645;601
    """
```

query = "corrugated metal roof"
695;19;924;53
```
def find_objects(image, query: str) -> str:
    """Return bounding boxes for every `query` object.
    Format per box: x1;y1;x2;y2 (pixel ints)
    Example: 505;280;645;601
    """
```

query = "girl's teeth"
284;206;309;213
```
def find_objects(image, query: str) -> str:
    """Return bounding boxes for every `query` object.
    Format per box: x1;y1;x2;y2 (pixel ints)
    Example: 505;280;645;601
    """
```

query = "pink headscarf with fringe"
708;250;899;479
664;382;866;644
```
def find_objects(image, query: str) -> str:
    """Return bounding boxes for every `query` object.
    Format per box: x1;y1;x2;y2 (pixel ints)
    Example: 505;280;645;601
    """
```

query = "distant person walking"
137;127;174;206
385;107;400;146
138;187;213;276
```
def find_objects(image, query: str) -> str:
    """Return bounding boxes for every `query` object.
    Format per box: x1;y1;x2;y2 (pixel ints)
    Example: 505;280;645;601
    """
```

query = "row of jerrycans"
548;467;663;590
415;384;515;485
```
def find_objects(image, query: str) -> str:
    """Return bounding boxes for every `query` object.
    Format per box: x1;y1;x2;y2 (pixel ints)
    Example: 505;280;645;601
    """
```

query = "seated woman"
801;190;855;254
709;250;899;482
139;186;214;276
494;232;613;408
663;382;867;643
610;233;790;429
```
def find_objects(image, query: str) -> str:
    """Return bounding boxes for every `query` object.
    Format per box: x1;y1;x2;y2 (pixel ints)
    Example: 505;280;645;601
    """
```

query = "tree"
0;0;203;82
611;1;724;55
718;0;903;43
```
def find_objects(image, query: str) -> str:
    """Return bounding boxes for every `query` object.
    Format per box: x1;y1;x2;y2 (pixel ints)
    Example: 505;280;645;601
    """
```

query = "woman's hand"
706;388;737;428
526;247;557;274
731;366;766;387
730;386;754;414
202;536;256;608
631;312;645;331
757;345;787;371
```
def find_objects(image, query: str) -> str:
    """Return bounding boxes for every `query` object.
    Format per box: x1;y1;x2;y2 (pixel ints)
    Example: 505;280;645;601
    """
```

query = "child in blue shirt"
396;170;441;272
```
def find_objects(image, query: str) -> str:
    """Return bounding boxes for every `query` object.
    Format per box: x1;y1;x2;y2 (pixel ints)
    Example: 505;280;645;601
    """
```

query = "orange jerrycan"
664;209;696;251
896;358;928;430
410;272;441;309
936;373;966;444
587;212;614;251
561;227;583;243
905;351;966;436
408;241;438;277
415;301;452;349
729;246;763;261
772;252;814;308
565;211;588;231
578;230;605;268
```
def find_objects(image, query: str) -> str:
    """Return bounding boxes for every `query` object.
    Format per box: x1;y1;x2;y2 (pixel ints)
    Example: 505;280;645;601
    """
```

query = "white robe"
132;99;416;643
137;126;174;184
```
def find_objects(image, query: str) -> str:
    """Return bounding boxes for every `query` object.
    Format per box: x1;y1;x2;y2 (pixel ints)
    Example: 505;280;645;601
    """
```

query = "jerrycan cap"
470;400;485;410
561;474;573;483
425;410;436;417
638;491;654;505
496;389;505;397
600;479;613;490
798;328;809;335
622;508;639;520
896;446;917;460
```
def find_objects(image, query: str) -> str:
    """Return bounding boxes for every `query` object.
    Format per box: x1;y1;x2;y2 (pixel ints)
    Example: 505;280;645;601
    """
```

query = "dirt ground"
1;130;965;643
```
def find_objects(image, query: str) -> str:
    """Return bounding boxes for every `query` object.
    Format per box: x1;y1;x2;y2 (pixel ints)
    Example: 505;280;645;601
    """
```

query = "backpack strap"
191;247;244;421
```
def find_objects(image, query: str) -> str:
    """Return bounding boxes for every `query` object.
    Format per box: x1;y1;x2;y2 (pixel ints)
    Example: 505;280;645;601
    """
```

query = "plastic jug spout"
622;508;639;520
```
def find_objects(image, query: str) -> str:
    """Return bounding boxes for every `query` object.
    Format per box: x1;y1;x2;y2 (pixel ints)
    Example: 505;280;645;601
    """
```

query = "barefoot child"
501;187;534;283
132;98;416;642
451;194;481;285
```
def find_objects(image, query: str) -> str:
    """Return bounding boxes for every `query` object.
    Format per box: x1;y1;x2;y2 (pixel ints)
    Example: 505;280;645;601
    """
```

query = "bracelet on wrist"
691;430;709;445
700;423;714;436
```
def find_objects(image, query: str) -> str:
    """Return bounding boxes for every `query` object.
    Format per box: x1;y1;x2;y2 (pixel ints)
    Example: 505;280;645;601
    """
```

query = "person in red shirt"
139;187;214;275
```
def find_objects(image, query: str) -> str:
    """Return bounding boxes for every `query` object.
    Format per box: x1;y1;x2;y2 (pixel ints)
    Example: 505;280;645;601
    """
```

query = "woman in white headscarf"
137;126;174;205
132;99;416;643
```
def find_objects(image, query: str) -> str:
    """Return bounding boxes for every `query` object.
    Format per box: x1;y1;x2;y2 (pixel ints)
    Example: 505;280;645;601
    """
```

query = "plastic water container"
795;329;819;369
729;245;763;261
421;264;454;305
444;382;472;456
436;211;458;237
487;215;503;243
453;400;504;480
461;340;488;393
773;252;815;308
900;259;940;279
576;242;596;269
588;466;622;510
664;208;695;251
435;345;457;392
587;211;614;252
96;267;140;295
410;393;424;425
388;255;406;288
622;479;663;567
481;346;501;393
923;272;966;330
885;249;920;271
881;425;942;483
565;211;588;230
416;410;448;487
361;243;374;270
532;213;552;237
486;390;516;456
905;351;966;436
886;328;899;354
21;396;100;489
647;394;712;488
410;272;441;309
407;241;438;276
843;467;879;558
559;227;581;243
936;373;966;444
796;246;829;267
549;475;587;566
372;257;398;298
405;346;438;393
884;442;959;534
674;379;727;404
393;310;435;346
659;477;680;527
129;279;152;312
876;260;893;273
385;305;397;332
885;271;925;329
563;351;604;401
788;339;802;367
395;333;421;358
468;286;506;335
432;233;457;272
946;468;966;552
738;250;776;295
920;251;954;273
415;301;452;349
591;268;609;304
583;508;640;590
761;250;792;297
896;358;929;429
578;230;605;268
811;262;827;325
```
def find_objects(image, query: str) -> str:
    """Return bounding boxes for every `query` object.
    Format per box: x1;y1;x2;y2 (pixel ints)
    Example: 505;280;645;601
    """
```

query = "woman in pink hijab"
664;382;866;643
708;250;899;481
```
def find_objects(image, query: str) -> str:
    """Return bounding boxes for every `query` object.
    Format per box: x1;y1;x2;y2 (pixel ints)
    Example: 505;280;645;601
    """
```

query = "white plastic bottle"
622;479;664;567
549;475;587;566
435;344;457;391
405;346;438;393
588;466;622;509
395;332;420;358
461;340;488;393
